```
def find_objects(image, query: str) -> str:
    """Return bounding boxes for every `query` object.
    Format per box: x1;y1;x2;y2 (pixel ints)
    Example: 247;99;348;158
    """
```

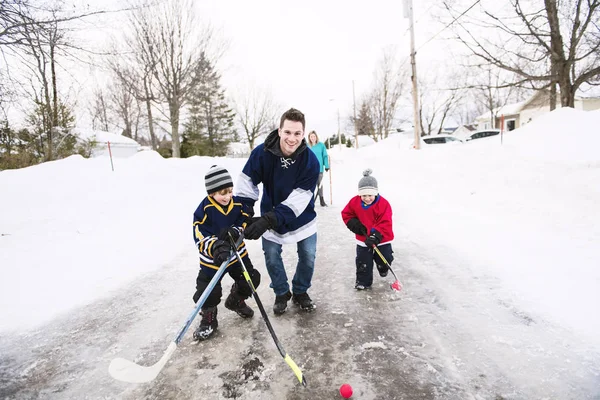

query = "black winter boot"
193;306;218;341
293;292;316;312
319;195;327;207
273;291;292;315
225;291;254;318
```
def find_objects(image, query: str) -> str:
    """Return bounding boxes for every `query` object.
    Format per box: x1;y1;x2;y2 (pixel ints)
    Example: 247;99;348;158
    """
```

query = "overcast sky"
4;0;468;137
68;0;447;138
207;0;444;137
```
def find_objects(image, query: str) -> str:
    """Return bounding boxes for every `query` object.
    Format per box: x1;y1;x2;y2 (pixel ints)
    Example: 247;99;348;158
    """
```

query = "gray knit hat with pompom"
358;168;378;196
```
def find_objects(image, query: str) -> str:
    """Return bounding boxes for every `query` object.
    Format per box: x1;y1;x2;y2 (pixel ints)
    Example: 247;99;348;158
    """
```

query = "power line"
397;0;481;71
416;0;482;52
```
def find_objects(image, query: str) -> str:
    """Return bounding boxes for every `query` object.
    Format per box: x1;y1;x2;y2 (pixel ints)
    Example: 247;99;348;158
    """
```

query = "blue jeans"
262;233;317;296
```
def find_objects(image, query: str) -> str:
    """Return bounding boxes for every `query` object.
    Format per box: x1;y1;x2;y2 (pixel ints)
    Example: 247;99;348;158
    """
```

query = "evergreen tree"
25;99;78;161
181;53;236;157
355;101;375;137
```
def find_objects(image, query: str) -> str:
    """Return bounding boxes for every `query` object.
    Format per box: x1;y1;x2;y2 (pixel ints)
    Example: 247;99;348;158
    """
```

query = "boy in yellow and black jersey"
191;165;260;341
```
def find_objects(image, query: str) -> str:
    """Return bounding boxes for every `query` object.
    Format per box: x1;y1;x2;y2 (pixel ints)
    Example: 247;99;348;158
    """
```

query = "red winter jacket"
341;195;394;245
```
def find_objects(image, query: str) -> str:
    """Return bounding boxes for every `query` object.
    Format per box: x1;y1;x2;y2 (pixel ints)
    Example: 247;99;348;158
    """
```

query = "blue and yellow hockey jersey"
192;195;250;274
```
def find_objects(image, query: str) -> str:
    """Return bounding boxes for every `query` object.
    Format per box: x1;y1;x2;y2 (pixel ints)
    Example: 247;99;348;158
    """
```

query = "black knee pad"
250;269;261;288
233;269;261;299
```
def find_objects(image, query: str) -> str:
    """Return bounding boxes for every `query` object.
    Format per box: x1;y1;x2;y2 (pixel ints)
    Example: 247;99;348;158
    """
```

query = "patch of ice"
362;342;387;350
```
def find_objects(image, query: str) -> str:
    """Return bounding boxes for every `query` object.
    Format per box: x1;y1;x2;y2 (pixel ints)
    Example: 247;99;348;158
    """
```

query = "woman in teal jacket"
307;131;330;207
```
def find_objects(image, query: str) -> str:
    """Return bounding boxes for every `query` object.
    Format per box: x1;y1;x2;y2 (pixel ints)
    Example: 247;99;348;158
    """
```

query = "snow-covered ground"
1;108;599;399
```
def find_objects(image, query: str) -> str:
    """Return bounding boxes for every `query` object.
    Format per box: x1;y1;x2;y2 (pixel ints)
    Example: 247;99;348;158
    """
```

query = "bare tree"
474;66;528;127
129;0;220;158
233;85;278;150
15;5;68;161
452;64;528;128
1;1;116;48
108;4;163;150
89;87;112;131
0;69;17;117
419;86;461;136
1;0;33;47
368;48;407;140
110;79;142;140
444;0;600;108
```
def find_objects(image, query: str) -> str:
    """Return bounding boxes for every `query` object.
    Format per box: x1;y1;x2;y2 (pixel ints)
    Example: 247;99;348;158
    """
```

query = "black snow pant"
316;173;326;206
355;244;394;287
192;255;260;308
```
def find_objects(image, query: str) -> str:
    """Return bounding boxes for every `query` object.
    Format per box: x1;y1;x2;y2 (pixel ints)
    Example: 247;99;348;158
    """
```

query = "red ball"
339;383;353;399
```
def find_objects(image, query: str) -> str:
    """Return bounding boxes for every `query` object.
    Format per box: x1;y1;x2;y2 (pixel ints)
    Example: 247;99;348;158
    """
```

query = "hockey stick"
108;237;243;383
313;183;323;202
227;233;307;387
328;166;333;205
313;172;324;202
372;245;402;292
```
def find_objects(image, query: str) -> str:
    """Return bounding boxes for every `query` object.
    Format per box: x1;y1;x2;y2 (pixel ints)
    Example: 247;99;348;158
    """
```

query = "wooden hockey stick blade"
108;342;177;383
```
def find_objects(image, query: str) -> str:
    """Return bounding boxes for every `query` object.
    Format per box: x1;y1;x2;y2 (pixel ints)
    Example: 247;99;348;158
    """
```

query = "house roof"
475;88;600;121
475;100;527;121
73;128;140;147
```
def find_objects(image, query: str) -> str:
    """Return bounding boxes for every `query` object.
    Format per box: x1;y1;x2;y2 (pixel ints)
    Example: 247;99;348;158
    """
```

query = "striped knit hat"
358;168;378;196
205;165;233;194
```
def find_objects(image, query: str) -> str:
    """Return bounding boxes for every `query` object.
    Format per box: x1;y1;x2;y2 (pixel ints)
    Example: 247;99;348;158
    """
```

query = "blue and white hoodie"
235;129;320;244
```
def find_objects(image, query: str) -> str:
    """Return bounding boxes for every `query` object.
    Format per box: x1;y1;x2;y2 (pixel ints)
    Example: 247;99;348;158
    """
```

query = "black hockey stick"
227;232;307;386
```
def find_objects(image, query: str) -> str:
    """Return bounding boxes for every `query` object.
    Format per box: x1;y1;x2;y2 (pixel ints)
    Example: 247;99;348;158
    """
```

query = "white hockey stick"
108;237;242;383
108;342;178;383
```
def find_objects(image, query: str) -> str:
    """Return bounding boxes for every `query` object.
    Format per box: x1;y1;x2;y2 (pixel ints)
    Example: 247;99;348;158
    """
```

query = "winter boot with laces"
354;283;371;290
273;291;292;315
292;292;316;312
225;291;254;318
193;306;218;341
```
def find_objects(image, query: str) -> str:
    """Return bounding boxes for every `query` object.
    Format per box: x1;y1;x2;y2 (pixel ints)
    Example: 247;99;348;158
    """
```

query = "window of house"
506;120;516;131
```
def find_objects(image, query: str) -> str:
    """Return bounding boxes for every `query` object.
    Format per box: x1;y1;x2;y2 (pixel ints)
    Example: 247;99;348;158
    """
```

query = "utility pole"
329;98;342;151
353;80;358;149
405;0;421;149
337;108;341;150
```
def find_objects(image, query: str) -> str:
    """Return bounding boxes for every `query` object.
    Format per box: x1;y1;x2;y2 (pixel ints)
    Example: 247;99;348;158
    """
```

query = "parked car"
465;129;501;141
423;134;464;145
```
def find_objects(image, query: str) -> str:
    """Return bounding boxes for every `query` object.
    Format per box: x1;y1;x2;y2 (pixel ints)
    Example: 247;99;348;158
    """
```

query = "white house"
226;142;251;158
72;128;141;158
474;91;600;131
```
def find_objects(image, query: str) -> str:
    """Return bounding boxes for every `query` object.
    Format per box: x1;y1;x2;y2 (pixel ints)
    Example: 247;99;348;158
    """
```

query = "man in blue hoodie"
235;108;320;315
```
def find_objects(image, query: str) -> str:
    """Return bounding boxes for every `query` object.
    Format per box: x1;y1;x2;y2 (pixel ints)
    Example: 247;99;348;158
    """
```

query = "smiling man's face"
278;120;304;157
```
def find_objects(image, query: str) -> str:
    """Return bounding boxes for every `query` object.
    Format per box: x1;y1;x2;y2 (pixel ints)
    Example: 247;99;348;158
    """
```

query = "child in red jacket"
341;169;394;290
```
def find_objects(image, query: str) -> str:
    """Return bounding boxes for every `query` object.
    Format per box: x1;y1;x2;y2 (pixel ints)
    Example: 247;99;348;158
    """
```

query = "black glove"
346;218;367;236
325;168;329;172
218;226;241;244
244;215;261;228
244;212;277;240
212;240;231;265
364;230;383;248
